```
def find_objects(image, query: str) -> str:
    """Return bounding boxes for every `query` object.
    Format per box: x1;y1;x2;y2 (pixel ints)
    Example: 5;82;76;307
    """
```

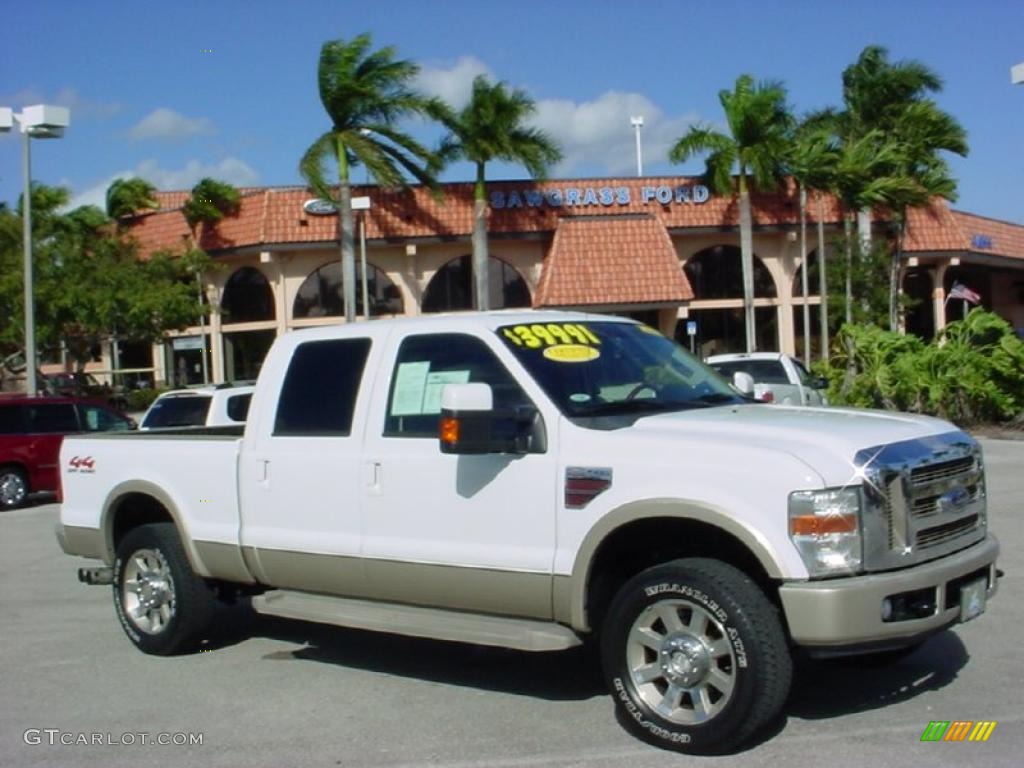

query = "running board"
252;590;582;652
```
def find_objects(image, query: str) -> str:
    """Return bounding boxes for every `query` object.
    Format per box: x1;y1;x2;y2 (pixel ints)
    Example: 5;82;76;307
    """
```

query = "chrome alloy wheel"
121;548;176;635
626;599;737;725
0;471;27;508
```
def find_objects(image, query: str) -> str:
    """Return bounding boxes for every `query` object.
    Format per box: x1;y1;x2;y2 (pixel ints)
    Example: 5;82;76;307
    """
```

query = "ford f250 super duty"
55;311;999;753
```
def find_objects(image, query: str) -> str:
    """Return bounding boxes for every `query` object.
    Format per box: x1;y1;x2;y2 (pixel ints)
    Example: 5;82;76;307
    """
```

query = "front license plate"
959;577;987;622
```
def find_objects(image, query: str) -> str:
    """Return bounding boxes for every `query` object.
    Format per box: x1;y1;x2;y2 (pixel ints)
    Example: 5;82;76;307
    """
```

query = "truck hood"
626;404;964;486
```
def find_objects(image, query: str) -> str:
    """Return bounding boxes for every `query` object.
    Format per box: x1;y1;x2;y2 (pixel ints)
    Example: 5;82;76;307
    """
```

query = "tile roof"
124;178;1024;266
533;215;694;307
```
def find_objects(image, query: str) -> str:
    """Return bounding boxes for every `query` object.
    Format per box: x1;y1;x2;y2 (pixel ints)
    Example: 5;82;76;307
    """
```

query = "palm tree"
786;122;839;362
433;75;562;310
300;33;441;323
670;75;792;352
182;178;240;384
838;45;965;247
829;132;923;325
106;178;159;222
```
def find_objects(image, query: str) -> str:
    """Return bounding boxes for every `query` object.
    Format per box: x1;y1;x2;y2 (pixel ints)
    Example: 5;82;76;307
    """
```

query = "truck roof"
281;309;637;343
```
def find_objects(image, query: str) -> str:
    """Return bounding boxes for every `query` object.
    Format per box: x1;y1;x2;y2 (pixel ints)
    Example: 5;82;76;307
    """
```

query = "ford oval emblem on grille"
938;486;970;513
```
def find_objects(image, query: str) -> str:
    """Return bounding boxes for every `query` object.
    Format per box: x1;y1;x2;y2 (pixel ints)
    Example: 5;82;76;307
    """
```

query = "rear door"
238;332;382;595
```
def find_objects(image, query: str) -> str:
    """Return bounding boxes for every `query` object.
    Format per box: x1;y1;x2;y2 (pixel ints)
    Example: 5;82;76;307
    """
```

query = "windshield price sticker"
501;323;601;349
543;344;601;363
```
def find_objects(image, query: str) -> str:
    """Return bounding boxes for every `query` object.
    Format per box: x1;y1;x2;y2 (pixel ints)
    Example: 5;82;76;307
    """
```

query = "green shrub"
818;309;1024;426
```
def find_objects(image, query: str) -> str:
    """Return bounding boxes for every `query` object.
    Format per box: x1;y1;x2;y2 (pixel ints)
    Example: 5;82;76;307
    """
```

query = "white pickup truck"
56;311;999;754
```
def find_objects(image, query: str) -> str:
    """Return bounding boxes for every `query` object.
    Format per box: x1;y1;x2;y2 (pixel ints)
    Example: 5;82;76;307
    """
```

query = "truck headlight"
788;487;863;577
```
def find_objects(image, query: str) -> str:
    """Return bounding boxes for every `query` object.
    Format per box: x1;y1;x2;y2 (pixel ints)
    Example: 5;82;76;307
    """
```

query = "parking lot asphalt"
1;437;1022;768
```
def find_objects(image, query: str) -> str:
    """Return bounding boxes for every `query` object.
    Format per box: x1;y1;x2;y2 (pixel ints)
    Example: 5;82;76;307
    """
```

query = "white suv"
706;352;828;406
139;384;255;430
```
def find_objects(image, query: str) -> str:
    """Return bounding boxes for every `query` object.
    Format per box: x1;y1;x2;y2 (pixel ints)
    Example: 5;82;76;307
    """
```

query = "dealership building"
77;176;1024;388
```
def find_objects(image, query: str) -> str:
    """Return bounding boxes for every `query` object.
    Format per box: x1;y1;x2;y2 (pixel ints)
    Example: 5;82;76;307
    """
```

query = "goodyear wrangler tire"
113;523;216;655
601;558;792;754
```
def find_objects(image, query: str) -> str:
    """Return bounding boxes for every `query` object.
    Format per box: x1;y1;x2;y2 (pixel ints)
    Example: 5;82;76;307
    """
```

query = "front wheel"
601;558;792;754
113;523;216;655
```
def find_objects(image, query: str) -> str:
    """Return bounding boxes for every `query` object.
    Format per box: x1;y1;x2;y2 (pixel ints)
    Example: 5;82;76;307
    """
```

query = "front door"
361;332;558;619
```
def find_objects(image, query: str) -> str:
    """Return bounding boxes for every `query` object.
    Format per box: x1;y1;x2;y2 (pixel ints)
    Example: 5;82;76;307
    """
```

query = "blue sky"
2;0;1022;222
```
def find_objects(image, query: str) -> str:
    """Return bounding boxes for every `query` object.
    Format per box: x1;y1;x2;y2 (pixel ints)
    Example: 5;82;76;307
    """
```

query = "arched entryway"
679;245;778;356
221;267;276;382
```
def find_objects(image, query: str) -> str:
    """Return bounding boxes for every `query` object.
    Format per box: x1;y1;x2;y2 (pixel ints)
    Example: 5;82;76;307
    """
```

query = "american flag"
948;281;981;305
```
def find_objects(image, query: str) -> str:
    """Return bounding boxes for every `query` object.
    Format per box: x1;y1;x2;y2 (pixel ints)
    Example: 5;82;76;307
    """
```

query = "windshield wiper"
573;400;706;417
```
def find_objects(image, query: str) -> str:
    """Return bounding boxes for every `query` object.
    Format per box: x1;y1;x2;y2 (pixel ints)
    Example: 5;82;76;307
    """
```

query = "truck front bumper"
779;534;999;651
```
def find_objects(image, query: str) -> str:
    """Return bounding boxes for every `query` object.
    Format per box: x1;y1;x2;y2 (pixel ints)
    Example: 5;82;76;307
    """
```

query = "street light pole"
630;116;644;177
1;104;70;396
21;125;36;395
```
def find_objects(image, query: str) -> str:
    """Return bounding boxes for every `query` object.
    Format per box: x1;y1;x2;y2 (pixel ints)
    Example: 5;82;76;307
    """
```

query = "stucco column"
932;262;949;335
403;245;420;316
209;283;224;384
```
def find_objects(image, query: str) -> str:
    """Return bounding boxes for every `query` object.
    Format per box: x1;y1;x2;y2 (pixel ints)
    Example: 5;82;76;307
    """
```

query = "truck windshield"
496;321;744;418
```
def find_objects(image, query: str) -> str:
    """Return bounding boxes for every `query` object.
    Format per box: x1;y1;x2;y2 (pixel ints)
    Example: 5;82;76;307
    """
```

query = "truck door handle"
368;461;382;495
259;459;270;485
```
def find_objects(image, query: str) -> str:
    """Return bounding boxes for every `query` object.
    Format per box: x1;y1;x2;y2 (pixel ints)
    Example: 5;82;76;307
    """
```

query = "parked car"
43;371;128;411
0;395;134;509
706;352;828;406
138;384;255;430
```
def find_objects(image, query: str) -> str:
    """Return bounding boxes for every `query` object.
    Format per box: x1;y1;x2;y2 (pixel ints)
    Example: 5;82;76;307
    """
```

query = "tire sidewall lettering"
613;677;692;744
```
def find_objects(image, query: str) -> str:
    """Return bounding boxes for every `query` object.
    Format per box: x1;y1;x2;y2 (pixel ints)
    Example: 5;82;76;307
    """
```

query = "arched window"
683;245;776;300
292;261;404;319
421;255;530;313
221;267;275;324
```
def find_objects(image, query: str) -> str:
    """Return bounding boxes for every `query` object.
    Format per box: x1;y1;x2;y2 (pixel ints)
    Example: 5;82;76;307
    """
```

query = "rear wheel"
0;466;28;510
113;523;216;654
601;558;791;754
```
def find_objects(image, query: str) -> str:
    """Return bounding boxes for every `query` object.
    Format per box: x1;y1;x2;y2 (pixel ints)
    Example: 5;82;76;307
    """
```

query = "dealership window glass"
421;255;531;313
221;267;275;324
292;261;404;319
384;334;531;438
791;249;822;298
676;306;778;356
274;339;371;436
683;245;776;300
27;403;79;433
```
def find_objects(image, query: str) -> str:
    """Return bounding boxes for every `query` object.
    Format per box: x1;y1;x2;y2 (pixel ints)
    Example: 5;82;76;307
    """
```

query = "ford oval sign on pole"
303;198;337;215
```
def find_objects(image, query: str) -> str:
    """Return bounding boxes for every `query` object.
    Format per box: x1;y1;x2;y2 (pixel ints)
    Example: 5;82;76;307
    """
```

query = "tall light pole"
630;116;644;177
1012;62;1024;84
0;104;70;396
352;195;371;320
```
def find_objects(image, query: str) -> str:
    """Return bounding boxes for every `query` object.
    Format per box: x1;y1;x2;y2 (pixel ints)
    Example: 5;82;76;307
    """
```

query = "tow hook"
78;566;113;585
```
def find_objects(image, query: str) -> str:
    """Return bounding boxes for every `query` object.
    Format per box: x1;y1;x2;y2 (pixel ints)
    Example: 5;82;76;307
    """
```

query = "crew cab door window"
383;333;532;438
275;338;371;436
78;404;133;432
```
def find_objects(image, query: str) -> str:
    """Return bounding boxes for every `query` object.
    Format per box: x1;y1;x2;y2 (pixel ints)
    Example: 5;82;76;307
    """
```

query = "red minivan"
0;396;134;509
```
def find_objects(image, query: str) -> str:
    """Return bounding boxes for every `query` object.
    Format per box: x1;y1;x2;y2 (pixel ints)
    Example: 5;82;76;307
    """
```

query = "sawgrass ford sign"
490;183;711;209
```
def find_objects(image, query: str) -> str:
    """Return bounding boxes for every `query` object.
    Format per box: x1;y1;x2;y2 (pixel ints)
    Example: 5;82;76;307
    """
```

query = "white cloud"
411;58;702;177
66;158;259;211
128;108;215;142
414;56;494;109
531;91;701;177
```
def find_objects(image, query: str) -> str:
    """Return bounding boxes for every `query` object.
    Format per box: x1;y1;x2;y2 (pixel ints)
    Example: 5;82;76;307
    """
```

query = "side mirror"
813;376;829;390
438;383;543;455
732;371;755;396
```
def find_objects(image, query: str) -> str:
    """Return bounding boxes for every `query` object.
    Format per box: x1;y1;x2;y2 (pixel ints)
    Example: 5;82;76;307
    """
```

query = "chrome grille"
857;432;987;572
917;514;981;548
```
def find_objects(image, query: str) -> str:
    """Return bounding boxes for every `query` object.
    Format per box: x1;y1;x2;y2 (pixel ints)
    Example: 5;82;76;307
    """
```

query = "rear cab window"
274;338;371;436
711;359;789;385
27;404;79;433
225;393;252;423
142;396;212;428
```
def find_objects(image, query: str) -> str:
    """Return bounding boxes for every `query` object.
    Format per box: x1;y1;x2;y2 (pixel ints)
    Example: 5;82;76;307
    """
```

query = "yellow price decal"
501;323;601;348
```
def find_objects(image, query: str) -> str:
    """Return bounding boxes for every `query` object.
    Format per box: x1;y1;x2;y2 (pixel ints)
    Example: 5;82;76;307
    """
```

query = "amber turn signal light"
439;416;460;444
789;513;857;536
